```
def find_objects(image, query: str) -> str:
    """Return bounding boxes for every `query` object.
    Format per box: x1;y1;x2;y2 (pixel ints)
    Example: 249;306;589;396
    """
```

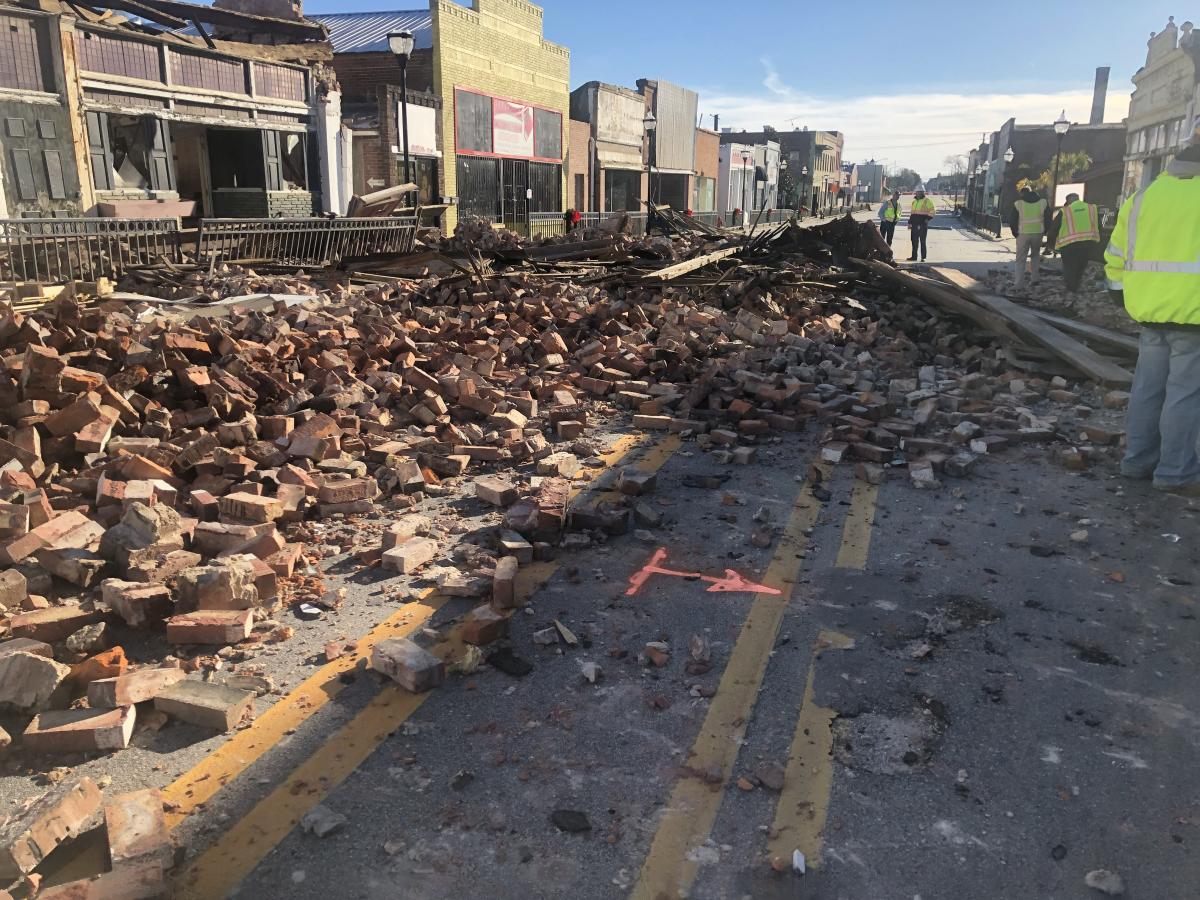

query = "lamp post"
1051;109;1070;208
740;148;751;227
780;157;791;215
643;109;656;208
1002;146;1015;212
387;30;415;202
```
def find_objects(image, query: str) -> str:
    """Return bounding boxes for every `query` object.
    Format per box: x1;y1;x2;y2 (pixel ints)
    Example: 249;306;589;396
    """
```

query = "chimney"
213;0;303;21
713;114;719;131
1090;67;1110;124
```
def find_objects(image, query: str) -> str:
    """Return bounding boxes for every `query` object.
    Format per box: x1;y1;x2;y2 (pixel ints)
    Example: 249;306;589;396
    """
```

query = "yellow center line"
172;431;682;898
763;477;878;870
766;629;853;869
158;433;659;831
834;480;879;569
160;591;446;829
631;458;825;900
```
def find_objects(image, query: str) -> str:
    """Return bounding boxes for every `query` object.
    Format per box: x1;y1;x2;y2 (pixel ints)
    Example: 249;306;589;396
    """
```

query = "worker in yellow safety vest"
877;190;901;246
1105;116;1200;496
1049;192;1101;294
907;188;936;261
1008;185;1049;291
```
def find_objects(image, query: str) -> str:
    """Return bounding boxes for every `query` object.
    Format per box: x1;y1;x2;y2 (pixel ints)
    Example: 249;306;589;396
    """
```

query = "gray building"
638;78;698;210
855;160;885;204
569;81;646;212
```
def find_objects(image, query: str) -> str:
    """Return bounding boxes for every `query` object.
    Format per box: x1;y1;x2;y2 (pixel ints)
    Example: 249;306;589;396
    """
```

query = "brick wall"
332;48;433;103
431;0;570;230
211;190;269;217
267;190;314;217
567;119;590;210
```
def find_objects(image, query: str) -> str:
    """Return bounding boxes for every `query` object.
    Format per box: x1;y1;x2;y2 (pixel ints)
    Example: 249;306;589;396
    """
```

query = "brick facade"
332;49;433;103
567;119;590;210
431;0;569;231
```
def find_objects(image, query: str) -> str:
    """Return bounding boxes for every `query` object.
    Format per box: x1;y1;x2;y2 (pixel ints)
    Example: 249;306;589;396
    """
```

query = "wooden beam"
853;258;1021;342
641;246;741;282
81;0;187;29
1027;309;1139;357
932;266;1133;385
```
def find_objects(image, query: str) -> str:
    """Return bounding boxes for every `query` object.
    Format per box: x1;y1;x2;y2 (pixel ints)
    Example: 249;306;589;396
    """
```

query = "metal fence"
961;207;1003;237
196;217;418;267
0;217;182;284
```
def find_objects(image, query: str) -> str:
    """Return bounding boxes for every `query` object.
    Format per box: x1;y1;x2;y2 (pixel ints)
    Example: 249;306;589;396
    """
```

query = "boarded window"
455;90;492;153
254;62;305;102
171;51;244;95
0;13;49;92
74;30;159;82
533;108;561;160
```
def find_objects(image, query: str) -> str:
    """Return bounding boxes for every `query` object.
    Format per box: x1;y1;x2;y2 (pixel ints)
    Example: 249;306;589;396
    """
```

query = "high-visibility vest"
1015;199;1047;235
1057;201;1100;247
882;201;900;222
910;197;936;218
1105;174;1200;326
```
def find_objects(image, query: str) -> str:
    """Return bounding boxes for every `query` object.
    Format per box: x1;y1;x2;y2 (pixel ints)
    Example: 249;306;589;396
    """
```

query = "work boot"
1153;481;1200;497
907;255;918;261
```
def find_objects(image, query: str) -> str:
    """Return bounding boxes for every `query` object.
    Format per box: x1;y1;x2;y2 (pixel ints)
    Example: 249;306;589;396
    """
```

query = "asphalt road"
11;210;1195;900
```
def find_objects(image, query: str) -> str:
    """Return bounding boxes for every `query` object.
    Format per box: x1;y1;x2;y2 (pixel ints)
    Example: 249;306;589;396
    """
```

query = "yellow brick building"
431;0;570;231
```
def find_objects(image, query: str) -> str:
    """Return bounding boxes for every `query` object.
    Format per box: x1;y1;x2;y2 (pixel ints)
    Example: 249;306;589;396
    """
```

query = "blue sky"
304;0;1184;176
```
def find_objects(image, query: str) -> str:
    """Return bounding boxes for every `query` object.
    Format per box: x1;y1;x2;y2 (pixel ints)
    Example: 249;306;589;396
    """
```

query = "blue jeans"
1122;328;1200;486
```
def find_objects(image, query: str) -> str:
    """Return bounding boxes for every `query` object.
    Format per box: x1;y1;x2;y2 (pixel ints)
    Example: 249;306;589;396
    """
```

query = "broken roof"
307;9;432;54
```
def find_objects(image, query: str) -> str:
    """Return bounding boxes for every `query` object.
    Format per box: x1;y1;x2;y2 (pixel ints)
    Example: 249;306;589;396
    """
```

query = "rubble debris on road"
0;212;1134;825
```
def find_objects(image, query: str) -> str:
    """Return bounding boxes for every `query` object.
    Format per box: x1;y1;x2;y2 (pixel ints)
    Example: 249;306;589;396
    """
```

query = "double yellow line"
631;466;878;896
172;433;681;898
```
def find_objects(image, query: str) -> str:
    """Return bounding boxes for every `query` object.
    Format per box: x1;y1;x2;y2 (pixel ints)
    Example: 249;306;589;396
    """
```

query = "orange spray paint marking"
625;547;781;597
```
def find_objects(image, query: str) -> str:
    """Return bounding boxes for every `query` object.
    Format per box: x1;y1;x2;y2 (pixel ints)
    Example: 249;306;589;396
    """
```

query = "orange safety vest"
1057;201;1101;247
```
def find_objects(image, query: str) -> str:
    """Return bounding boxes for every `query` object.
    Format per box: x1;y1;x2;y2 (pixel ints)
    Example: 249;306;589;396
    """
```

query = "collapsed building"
0;0;344;220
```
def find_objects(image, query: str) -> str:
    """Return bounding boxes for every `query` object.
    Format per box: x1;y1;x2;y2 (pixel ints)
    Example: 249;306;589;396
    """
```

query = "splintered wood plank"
932;266;1134;386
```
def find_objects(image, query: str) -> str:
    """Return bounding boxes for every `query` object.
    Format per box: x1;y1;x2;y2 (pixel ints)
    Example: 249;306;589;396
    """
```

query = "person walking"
907;187;936;261
878;190;901;246
1009;184;1050;291
1105;119;1200;496
1048;192;1101;295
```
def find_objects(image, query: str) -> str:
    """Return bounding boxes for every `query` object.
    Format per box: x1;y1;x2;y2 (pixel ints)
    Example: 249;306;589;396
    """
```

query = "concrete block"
154;680;254;731
370;638;444;692
0;777;102;880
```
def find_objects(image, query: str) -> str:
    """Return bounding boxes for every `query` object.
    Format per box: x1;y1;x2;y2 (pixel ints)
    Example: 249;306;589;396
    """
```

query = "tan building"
567;118;590;210
432;0;569;231
1122;17;1200;199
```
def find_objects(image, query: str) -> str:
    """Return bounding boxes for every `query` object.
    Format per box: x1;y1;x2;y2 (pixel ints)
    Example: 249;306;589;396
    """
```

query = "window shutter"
10;149;36;200
144;116;174;191
42;149;65;199
84;110;113;191
262;130;282;192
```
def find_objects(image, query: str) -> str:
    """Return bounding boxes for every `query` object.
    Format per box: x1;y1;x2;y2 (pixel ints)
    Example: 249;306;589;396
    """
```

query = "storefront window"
109;115;154;190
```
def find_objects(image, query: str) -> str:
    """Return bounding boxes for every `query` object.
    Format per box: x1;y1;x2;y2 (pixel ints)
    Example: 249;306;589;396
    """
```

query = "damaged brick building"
0;0;347;219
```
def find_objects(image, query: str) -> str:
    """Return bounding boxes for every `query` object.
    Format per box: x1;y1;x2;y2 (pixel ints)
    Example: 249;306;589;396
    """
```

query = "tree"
1032;151;1092;194
888;167;923;191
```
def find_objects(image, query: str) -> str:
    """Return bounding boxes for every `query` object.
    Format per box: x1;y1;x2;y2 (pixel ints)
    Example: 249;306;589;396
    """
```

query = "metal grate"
196;217;418;267
0;217;181;284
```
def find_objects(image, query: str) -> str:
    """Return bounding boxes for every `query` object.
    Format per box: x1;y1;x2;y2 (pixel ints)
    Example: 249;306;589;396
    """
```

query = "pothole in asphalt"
832;711;942;775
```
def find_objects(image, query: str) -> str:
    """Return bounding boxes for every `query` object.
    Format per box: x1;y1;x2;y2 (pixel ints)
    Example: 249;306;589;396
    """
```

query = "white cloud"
702;63;1129;178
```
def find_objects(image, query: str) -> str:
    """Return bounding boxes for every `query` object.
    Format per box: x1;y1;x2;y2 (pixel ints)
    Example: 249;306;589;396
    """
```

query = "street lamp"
643;109;656;207
800;165;809;220
387;31;415;201
779;158;791;213
740;148;751;226
1004;147;1015;163
1051;109;1070;208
